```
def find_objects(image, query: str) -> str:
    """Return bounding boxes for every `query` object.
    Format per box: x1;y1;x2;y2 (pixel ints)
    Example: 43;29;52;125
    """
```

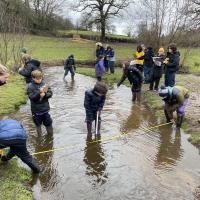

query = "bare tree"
0;0;27;69
124;0;190;49
72;0;132;41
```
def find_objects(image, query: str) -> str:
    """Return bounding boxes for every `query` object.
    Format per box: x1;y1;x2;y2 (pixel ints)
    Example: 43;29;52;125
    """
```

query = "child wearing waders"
117;61;143;102
64;54;76;81
27;70;53;134
84;82;108;136
95;55;105;81
0;119;40;173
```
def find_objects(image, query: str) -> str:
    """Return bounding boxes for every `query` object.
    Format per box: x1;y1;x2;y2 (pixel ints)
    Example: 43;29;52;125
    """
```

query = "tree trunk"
100;19;106;42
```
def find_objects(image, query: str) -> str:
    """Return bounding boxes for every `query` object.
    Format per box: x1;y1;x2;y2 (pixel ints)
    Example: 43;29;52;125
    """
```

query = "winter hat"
21;47;27;54
96;42;103;47
94;82;108;95
158;47;164;54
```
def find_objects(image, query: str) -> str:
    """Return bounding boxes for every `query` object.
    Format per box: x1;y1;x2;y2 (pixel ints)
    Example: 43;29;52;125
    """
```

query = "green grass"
0;74;27;114
77;67;129;86
24;35;135;61
1;34;199;73
59;29;132;39
0;159;32;200
188;131;200;145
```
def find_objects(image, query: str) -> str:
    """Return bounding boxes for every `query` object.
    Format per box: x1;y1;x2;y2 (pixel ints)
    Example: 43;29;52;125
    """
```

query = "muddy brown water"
6;67;200;199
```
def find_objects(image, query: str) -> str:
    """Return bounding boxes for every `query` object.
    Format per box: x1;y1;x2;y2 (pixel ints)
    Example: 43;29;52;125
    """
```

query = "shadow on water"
83;135;108;186
2;66;200;200
154;127;184;170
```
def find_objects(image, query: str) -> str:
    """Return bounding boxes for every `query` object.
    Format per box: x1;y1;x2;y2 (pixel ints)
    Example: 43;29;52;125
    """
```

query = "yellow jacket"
134;51;144;65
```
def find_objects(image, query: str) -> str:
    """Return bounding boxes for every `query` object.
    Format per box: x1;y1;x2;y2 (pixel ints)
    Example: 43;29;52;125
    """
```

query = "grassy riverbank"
0;74;27;114
6;35;199;73
77;67;200;146
0;160;32;200
0;74;32;200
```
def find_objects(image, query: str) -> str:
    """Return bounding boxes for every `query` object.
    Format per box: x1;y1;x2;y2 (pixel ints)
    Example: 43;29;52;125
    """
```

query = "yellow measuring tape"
31;121;173;156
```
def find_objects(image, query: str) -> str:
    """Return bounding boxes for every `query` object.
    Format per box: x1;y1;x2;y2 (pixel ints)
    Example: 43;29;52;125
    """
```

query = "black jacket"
27;80;52;114
164;52;180;73
151;54;165;79
142;50;154;68
64;57;75;70
84;90;105;112
19;60;41;83
117;65;143;86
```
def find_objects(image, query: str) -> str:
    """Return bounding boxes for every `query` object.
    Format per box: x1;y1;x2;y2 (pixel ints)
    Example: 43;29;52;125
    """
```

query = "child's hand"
43;85;48;93
40;92;45;97
163;60;168;64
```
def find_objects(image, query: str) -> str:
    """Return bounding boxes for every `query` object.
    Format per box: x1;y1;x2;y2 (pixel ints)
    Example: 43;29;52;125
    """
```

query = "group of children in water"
0;42;189;174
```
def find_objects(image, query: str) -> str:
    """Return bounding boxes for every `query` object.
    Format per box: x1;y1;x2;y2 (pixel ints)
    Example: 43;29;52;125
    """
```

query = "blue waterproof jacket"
0;119;27;141
84;90;105;112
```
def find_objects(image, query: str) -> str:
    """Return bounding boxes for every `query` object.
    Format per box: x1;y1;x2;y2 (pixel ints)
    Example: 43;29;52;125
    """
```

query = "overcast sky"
61;1;139;35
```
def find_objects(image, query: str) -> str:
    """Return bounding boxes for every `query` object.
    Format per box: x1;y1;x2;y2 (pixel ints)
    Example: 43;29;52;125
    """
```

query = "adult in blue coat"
0;119;40;173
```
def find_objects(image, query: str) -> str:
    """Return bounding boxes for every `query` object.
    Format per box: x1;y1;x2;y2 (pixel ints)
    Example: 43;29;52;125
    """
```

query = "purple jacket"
95;59;105;77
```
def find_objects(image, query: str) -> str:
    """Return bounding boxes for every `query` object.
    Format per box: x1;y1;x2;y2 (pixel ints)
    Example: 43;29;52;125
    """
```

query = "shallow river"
9;67;200;200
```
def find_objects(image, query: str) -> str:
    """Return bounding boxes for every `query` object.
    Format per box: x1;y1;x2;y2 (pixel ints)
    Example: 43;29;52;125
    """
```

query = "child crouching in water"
84;82;108;137
27;70;53;134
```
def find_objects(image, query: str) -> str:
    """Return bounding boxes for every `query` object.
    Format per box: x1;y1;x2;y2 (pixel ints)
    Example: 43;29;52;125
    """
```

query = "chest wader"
164;87;174;122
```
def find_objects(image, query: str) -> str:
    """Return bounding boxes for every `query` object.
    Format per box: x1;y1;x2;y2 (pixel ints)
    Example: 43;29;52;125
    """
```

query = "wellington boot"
176;115;184;128
87;122;92;136
36;126;42;134
136;92;141;103
164;109;172;123
45;125;53;134
132;93;137;102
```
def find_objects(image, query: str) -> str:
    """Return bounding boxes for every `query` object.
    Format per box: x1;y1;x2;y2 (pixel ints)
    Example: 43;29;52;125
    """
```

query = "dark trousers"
150;78;160;90
104;60;109;72
32;112;52;127
144;66;152;83
64;67;75;77
165;72;175;87
97;76;102;81
108;61;115;74
0;140;40;173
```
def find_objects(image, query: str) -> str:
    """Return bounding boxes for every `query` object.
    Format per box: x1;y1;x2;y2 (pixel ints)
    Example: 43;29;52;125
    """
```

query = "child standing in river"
84;82;108;136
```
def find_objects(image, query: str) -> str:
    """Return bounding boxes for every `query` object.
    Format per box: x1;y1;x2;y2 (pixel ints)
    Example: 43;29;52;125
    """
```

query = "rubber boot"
164;109;171;123
137;92;141;103
45;125;53;134
71;75;74;81
87;122;92;136
132;93;137;102
176;115;184;128
36;126;42;134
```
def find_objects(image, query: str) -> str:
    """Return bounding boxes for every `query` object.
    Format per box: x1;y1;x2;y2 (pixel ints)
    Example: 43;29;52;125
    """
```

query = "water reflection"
83;134;108;186
33;132;58;190
154;127;184;169
120;104;142;133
